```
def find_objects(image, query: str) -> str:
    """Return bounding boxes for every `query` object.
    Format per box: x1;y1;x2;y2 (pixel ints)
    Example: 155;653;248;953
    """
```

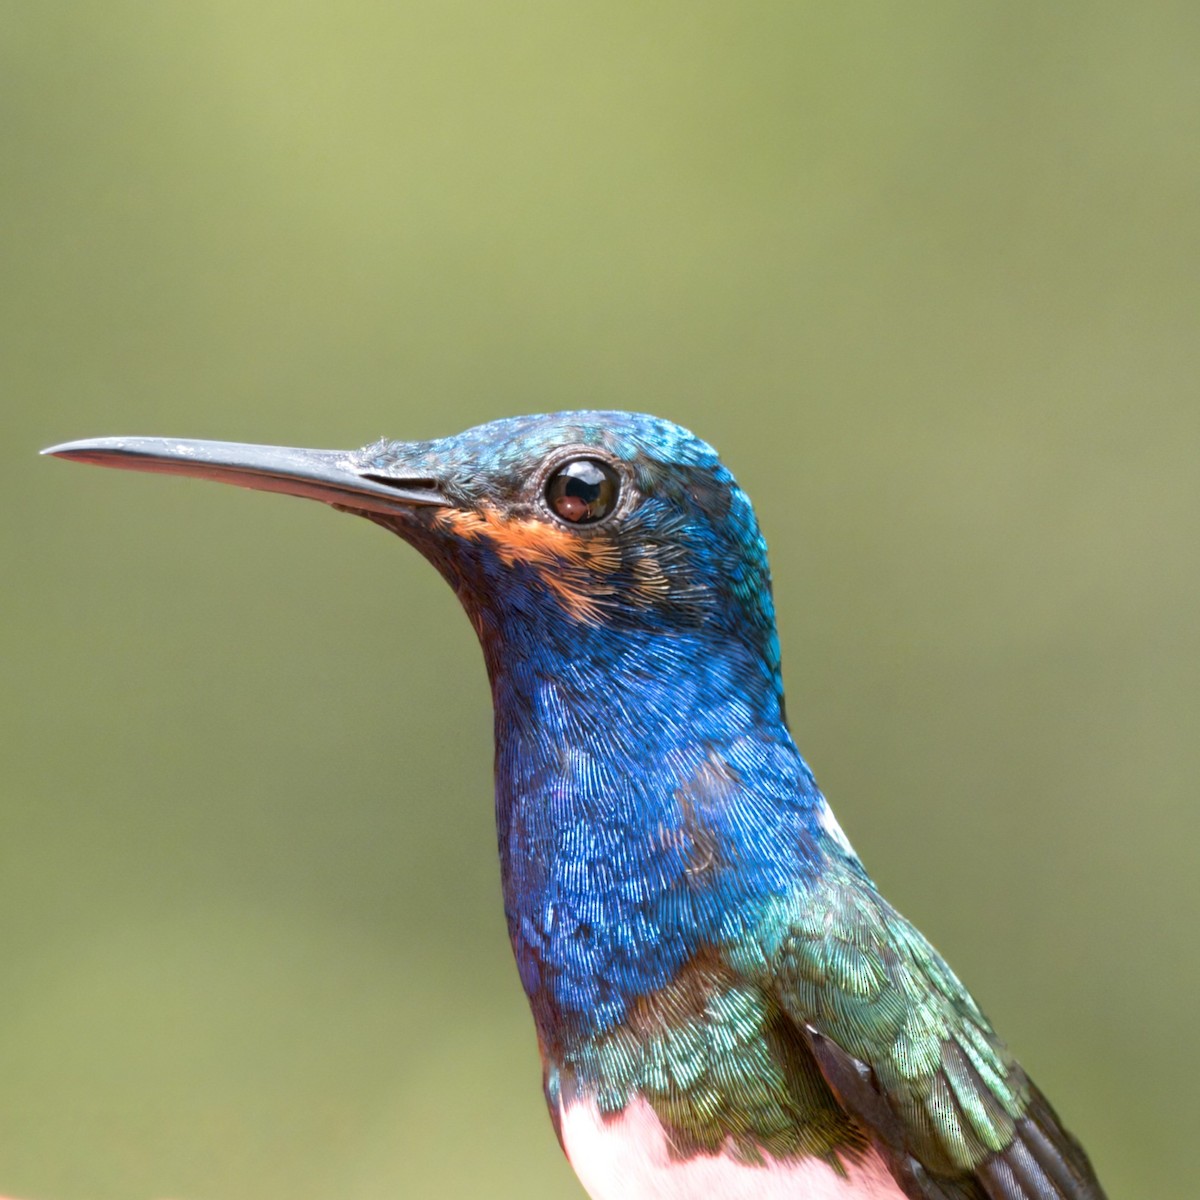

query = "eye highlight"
545;458;620;525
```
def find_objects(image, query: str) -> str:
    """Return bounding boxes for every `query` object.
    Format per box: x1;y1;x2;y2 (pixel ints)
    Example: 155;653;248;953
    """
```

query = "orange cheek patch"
436;505;624;625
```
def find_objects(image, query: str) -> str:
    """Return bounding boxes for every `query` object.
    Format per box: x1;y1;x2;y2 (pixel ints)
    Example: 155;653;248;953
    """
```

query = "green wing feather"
730;863;1106;1199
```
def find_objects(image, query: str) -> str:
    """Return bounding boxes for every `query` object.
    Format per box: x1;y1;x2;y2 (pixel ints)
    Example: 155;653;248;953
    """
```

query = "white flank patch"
818;801;860;860
560;1095;906;1200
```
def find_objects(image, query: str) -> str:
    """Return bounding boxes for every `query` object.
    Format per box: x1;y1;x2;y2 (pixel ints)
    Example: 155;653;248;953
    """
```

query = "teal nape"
44;413;1106;1200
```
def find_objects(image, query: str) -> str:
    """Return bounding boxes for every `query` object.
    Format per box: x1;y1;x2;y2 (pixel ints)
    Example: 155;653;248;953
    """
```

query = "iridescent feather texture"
45;412;1106;1200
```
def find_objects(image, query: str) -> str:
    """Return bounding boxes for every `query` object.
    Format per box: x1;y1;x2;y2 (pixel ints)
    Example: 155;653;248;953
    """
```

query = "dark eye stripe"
545;459;619;525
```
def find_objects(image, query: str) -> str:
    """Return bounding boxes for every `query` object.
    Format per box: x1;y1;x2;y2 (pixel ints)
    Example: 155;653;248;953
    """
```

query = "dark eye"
545;458;620;524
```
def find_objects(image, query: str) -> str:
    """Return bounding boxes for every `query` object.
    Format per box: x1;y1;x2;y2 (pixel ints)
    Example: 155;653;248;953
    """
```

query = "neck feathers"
487;624;826;1045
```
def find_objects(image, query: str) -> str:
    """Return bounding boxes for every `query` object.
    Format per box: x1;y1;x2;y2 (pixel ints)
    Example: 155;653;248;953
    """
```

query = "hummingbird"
45;412;1105;1200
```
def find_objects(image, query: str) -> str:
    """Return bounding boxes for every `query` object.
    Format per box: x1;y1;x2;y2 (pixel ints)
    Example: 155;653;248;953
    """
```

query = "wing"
741;866;1106;1200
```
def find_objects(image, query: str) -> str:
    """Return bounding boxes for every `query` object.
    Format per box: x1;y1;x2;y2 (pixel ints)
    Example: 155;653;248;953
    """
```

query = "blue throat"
483;608;829;1046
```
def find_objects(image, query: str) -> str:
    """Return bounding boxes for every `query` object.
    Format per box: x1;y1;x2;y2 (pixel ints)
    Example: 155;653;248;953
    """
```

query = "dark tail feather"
978;1083;1106;1200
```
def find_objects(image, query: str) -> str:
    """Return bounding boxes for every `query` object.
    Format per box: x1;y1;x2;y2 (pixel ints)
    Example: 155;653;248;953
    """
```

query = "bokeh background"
3;3;1197;1198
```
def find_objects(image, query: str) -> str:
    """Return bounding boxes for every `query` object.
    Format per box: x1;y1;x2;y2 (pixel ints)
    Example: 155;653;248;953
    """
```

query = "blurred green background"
3;3;1197;1197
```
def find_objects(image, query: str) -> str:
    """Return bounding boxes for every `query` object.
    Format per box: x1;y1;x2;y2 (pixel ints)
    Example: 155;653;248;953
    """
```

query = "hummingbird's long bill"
41;436;446;516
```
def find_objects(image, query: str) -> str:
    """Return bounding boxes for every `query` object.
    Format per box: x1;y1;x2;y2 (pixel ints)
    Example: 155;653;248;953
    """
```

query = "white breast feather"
560;1094;908;1200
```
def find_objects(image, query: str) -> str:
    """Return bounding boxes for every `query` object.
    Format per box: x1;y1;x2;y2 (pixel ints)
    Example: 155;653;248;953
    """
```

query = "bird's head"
45;412;785;721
